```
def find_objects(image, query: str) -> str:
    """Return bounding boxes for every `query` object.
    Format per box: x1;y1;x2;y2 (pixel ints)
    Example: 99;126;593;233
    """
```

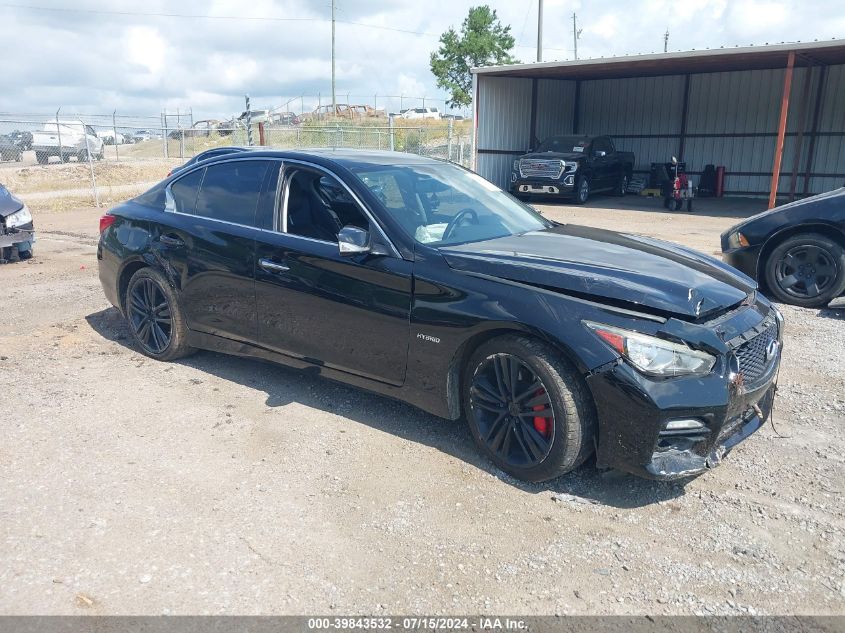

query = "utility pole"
572;13;582;60
664;28;669;53
331;0;336;119
536;0;543;62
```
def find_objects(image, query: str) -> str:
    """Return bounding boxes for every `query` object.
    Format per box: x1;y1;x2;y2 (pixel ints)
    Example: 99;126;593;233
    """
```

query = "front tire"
573;176;590;205
125;268;195;361
764;233;845;308
463;335;596;482
36;151;47;164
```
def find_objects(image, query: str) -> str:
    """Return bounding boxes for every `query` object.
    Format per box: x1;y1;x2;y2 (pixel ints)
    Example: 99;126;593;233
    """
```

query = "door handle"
259;258;290;273
159;234;184;248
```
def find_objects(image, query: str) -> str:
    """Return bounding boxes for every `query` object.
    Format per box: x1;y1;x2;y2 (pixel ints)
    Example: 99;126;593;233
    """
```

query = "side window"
194;160;270;226
594;137;611;154
256;163;282;230
284;168;369;242
169;168;204;214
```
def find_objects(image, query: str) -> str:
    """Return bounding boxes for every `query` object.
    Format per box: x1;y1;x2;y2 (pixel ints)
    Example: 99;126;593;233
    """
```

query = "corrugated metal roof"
472;40;845;80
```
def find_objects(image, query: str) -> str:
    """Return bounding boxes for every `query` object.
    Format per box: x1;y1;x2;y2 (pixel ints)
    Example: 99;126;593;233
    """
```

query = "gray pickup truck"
510;135;634;204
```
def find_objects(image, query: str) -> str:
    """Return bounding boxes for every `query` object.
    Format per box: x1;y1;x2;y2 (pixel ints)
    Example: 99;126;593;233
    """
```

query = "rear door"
254;161;412;386
155;158;272;342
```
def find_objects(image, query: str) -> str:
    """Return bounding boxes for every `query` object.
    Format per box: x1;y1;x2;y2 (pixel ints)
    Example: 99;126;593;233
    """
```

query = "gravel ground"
0;198;843;616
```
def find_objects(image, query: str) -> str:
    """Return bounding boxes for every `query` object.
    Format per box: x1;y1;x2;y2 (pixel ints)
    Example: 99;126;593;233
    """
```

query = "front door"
254;163;412;386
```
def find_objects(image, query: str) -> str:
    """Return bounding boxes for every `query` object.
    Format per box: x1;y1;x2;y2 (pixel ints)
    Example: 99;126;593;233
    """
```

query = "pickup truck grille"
519;159;564;180
735;315;779;383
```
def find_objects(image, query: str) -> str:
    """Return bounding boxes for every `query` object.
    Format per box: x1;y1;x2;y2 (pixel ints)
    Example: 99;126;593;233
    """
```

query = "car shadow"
85;307;684;508
817;305;845;321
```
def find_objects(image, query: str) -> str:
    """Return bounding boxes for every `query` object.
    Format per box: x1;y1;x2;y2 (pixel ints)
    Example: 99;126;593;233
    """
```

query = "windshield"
535;136;591;153
352;163;551;246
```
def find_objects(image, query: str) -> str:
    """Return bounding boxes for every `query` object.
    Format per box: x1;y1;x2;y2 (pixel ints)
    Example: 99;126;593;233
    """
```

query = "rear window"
169;169;204;214
193;160;269;226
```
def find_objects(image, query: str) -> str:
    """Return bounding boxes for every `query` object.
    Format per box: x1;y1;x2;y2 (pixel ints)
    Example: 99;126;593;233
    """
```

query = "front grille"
519;159;564;179
734;316;778;383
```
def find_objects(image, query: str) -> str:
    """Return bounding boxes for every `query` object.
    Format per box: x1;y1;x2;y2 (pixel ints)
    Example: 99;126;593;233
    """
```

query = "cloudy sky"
2;0;844;120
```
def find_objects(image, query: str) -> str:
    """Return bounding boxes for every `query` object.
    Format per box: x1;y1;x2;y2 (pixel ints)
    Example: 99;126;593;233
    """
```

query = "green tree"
430;5;518;109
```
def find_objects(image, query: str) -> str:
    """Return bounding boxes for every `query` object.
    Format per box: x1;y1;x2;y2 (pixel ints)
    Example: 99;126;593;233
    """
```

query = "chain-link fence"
0;112;473;208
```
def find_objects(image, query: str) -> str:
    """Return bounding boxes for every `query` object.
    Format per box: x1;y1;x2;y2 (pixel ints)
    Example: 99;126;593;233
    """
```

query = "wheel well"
117;261;148;312
757;223;845;282
446;328;589;420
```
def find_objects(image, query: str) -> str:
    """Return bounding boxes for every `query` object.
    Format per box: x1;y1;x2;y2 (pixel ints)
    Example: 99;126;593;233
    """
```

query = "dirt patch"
0;202;842;616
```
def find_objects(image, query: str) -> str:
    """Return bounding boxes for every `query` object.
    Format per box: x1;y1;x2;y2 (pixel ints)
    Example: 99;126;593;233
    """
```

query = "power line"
0;2;442;36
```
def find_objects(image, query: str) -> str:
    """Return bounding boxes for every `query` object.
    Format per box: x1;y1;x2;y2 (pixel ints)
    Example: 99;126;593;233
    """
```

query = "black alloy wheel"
128;276;173;355
469;353;555;468
774;245;837;301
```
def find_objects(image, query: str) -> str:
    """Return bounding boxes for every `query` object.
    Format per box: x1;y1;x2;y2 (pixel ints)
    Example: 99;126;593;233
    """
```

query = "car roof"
197;148;444;169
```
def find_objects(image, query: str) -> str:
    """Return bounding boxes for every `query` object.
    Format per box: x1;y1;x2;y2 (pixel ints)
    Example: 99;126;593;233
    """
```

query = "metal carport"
471;40;845;206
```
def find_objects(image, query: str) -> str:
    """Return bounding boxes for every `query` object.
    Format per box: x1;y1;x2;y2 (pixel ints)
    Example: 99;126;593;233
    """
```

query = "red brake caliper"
532;388;549;437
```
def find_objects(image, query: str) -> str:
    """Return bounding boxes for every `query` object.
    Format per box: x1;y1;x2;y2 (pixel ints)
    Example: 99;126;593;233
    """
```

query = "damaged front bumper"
0;227;35;250
585;309;782;480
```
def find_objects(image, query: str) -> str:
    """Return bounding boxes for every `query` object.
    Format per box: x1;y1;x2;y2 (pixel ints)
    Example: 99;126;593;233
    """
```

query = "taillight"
99;215;116;233
166;170;173;177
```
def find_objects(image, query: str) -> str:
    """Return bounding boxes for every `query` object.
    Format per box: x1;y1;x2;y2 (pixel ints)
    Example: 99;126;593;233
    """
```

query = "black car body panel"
441;225;754;320
721;187;845;279
97;149;782;480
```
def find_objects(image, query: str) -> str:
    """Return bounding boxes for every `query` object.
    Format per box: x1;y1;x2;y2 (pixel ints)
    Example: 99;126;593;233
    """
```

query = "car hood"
0;184;24;216
439;225;755;320
520;151;585;162
724;186;845;236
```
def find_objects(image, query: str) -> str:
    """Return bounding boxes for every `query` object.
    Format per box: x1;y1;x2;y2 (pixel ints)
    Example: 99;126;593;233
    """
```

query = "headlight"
4;205;32;229
563;161;578;172
727;231;750;249
584;321;716;377
513;159;520;171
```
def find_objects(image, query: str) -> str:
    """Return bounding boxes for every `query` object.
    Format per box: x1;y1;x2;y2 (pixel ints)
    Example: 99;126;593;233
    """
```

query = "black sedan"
722;188;845;307
97;150;782;482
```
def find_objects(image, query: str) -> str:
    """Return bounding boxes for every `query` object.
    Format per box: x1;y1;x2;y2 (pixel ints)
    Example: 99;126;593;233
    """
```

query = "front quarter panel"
405;248;622;418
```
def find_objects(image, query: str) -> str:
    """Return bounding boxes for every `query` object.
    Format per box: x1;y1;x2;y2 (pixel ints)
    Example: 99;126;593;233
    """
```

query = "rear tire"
36;151;48;164
463;335;597;482
764;233;845;308
612;173;628;196
125;267;195;361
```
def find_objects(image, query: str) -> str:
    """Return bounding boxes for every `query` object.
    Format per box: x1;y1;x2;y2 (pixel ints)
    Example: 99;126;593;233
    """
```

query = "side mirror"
594;150;607;158
338;225;371;256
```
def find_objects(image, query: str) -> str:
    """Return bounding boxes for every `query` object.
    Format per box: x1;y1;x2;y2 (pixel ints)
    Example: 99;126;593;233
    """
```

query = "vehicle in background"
9;131;33;151
97;149;782;483
400;107;441;120
133;130;158;142
187;120;223;137
31;120;104;164
0;183;34;261
510;135;635;205
167;146;249;177
306;104;383;120
237;109;271;125
722;187;845;308
100;129;126;145
441;114;465;121
0;135;23;161
270;112;300;126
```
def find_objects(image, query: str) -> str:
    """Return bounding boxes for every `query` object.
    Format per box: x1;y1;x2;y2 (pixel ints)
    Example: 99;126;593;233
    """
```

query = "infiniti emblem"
765;339;779;361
